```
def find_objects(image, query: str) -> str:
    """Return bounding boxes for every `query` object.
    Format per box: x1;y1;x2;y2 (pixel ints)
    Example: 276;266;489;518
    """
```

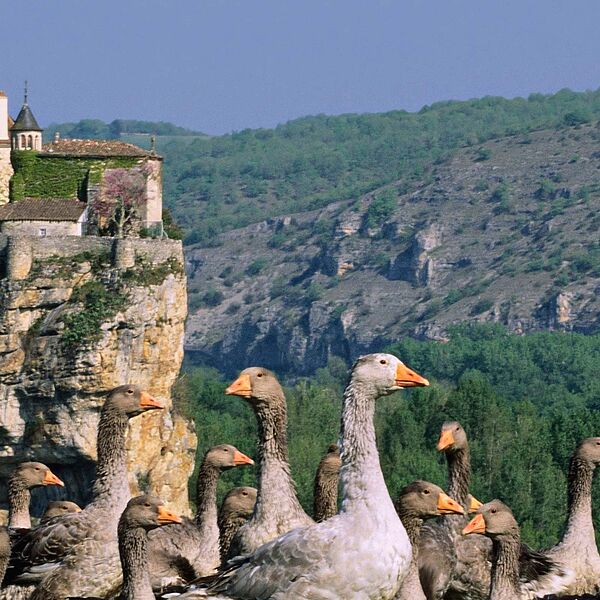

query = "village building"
0;86;163;237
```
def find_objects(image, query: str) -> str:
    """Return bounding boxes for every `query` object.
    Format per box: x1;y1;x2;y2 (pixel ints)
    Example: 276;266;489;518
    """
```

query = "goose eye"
144;502;151;507
379;359;387;365
456;427;460;431
491;508;497;514
257;373;263;378
242;492;248;496
423;489;431;495
127;389;134;395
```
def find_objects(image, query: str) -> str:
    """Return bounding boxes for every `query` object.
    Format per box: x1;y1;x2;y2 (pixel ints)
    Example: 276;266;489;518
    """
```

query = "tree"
92;167;148;238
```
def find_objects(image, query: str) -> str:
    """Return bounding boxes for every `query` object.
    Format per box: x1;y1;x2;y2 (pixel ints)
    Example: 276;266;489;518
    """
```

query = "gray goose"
463;500;573;600
224;367;313;558
40;501;81;524
312;443;341;522
118;495;181;600
8;462;65;530
394;481;464;600
218;487;257;562
175;353;429;599
147;444;254;591
546;437;600;595
0;527;10;587
7;385;162;600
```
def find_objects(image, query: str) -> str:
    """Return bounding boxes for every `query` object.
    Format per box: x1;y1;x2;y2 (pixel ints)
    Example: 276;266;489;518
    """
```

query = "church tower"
0;90;13;204
11;82;43;151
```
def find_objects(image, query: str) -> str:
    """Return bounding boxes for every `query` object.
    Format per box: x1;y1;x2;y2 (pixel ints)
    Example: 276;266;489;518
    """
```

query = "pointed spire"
24;80;28;105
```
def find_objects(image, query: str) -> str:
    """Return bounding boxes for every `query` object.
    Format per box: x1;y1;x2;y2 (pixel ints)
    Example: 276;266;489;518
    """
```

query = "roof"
11;103;42;132
40;139;159;158
0;198;87;222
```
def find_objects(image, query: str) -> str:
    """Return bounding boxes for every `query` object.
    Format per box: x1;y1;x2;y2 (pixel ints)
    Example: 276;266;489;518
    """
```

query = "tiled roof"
12;104;42;131
0;198;87;222
41;139;158;158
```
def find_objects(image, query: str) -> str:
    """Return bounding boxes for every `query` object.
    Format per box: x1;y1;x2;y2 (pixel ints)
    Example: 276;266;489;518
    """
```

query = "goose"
393;481;464;600
463;500;573;600
118;495;182;600
224;367;314;558
8;462;65;530
40;501;82;524
147;445;254;591
546;437;600;595
313;443;341;522
0;527;9;586
6;385;162;600
218;487;257;562
173;352;429;599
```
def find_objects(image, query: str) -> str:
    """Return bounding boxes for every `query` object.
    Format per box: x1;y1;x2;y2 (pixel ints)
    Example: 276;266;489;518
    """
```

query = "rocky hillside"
185;121;600;375
0;237;196;516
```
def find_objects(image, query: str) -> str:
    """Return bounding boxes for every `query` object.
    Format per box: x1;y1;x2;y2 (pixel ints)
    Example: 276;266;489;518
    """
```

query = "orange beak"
469;495;483;513
233;450;255;466
463;513;486;535
437;430;455;451
74;506;82;512
395;363;429;388
139;391;163;410
437;492;465;515
157;505;182;525
225;373;252;398
43;470;65;487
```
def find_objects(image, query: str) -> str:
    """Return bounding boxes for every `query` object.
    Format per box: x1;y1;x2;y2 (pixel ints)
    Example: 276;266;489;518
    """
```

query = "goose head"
437;421;468;452
349;353;429;396
396;480;464;519
575;437;600;465
221;486;257;519
319;444;342;476
41;500;82;521
205;444;255;470
106;384;163;417
225;367;284;407
120;495;182;531
11;462;64;489
463;499;518;540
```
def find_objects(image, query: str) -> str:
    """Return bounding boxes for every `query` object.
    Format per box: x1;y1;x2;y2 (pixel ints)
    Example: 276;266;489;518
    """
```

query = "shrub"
364;190;397;229
470;299;494;315
245;258;268;276
475;147;491;161
201;288;224;307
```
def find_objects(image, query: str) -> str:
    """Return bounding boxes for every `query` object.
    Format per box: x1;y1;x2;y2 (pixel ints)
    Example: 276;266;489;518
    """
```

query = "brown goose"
546;437;600;595
147;444;254;591
7;385;162;599
313;443;341;522
394;481;464;600
40;501;81;523
463;500;573;600
118;495;181;600
224;367;314;558
8;462;65;530
175;353;429;599
218;487;257;562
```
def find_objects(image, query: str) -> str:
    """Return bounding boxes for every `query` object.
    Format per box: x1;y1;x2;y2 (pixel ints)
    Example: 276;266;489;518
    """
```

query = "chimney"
0;92;8;141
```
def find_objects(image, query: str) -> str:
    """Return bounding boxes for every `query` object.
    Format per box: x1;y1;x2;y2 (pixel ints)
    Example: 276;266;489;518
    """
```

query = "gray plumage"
218;487;257;562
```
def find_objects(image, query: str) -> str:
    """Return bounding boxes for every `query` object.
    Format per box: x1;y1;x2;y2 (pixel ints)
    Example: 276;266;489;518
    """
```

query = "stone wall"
0;236;196;516
1;220;81;236
0;147;12;206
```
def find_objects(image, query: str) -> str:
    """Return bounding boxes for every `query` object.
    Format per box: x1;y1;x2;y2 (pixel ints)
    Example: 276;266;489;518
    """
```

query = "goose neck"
8;477;31;529
92;402;131;514
118;525;154;600
313;474;339;522
396;511;423;548
193;461;221;564
491;535;521;600
563;456;596;545
446;446;471;509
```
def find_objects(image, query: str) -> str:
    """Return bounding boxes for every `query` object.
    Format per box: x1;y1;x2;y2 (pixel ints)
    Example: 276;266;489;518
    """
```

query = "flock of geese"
0;353;599;599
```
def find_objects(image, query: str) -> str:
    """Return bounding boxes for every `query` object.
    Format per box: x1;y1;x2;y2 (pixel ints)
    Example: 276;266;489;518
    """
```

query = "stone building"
0;87;163;236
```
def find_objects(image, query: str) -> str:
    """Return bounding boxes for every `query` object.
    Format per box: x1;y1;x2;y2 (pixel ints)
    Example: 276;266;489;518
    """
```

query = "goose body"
313;443;341;522
0;527;10;586
6;385;162;599
176;353;429;599
147;445;254;590
546;437;600;595
224;367;313;558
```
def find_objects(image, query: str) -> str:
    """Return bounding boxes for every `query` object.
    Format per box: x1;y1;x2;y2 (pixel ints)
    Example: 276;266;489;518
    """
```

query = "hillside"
184;119;600;375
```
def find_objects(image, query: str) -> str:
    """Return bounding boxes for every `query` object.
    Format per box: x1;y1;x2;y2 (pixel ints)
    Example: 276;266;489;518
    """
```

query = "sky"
2;0;600;135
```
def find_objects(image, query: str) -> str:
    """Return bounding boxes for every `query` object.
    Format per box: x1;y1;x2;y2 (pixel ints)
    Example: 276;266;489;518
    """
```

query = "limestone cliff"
0;236;196;517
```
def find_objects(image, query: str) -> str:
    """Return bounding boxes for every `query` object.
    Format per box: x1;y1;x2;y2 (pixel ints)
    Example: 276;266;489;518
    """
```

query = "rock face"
0;236;196;517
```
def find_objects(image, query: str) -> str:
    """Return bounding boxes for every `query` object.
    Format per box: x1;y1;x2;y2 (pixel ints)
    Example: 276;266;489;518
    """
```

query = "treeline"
161;87;600;244
180;324;600;549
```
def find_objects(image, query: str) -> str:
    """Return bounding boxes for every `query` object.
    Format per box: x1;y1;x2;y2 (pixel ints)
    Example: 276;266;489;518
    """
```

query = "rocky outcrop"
0;236;196;517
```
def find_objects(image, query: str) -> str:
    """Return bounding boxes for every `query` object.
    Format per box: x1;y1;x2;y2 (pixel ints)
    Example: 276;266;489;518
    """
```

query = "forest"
179;324;600;549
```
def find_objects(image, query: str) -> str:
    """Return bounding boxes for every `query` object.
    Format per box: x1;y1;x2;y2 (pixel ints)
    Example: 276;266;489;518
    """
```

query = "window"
39;228;47;237
20;134;25;148
27;135;33;149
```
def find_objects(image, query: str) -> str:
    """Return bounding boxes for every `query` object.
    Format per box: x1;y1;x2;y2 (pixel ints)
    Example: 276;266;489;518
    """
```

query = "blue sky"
2;0;600;134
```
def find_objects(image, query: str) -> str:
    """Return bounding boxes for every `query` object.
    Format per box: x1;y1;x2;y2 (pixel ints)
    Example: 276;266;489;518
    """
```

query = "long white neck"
339;379;395;516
